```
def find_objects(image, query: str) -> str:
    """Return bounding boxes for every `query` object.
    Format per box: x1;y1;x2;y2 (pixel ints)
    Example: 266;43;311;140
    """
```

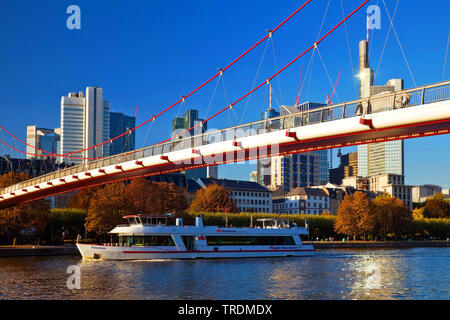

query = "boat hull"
76;243;315;260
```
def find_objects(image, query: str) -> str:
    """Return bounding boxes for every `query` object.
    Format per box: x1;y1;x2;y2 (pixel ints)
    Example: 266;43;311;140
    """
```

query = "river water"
0;248;448;300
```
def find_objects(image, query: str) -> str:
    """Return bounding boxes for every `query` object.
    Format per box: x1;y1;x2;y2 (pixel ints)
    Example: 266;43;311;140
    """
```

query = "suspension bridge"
0;0;449;208
1;80;449;207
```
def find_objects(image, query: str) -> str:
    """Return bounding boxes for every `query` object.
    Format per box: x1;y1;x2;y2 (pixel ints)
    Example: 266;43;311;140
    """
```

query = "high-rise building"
109;112;136;155
256;107;279;186
26;126;60;160
329;151;358;185
172;109;217;179
357;40;404;177
60;87;110;165
270;153;320;191
269;102;329;190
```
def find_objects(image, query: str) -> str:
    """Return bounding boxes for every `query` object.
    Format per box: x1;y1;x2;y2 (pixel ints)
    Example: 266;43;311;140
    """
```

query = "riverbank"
0;245;79;257
305;240;450;249
1;241;449;257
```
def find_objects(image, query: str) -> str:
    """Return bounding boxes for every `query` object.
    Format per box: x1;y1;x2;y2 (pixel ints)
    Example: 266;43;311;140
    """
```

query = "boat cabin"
122;214;168;226
256;218;291;229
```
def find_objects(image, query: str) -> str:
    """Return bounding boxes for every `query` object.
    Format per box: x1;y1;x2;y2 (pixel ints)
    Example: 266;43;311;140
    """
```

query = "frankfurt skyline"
0;0;449;188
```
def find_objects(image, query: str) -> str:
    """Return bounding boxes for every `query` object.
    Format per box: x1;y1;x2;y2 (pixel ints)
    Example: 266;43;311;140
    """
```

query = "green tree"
47;208;87;243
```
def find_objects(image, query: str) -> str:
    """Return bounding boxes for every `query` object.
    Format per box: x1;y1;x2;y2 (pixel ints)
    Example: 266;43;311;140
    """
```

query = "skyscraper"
357;40;404;177
109;112;136;155
172;109;218;179
269;102;329;190
270;153;320;191
329;151;358;185
60;87;110;165
26;126;60;160
256;107;279;186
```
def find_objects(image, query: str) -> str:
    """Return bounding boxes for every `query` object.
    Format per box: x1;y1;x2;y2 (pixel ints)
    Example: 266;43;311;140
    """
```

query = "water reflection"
0;248;449;300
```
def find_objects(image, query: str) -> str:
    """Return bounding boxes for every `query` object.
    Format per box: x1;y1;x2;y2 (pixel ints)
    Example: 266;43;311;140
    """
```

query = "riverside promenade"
0;241;449;257
0;245;79;257
305;240;450;249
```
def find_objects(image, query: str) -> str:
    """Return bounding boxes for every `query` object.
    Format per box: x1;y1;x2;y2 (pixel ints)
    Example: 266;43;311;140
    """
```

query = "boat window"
206;236;295;246
119;235;175;246
181;236;195;251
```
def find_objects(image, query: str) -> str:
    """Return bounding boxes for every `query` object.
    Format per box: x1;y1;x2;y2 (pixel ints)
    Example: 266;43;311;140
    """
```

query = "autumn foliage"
0;172;51;243
84;182;128;235
371;194;412;239
125;179;187;215
334;191;413;240
67;187;99;211
81;179;188;235
334;192;373;240
189;183;238;214
423;193;450;218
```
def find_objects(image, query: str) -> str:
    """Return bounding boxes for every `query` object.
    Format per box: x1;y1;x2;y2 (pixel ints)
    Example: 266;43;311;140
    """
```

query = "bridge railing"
2;80;450;196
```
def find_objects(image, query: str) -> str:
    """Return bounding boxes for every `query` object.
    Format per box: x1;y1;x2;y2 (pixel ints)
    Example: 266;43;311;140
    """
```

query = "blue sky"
0;0;449;188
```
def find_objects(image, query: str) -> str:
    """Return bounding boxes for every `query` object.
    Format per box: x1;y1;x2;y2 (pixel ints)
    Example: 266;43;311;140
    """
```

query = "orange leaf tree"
371;193;412;240
189;183;238;214
0;171;31;188
424;193;450;218
68;187;99;210
0;172;50;243
125;179;188;214
85;182;130;236
334;191;373;240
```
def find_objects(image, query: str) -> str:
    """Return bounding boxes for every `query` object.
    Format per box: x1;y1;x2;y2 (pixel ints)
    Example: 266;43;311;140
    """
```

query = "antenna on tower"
296;65;303;106
366;13;369;43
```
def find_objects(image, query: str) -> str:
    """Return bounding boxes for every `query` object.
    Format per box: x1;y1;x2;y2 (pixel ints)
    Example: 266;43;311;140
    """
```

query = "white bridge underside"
1;100;449;207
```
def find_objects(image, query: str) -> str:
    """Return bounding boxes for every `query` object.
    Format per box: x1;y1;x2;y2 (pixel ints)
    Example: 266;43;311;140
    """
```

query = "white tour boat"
76;215;315;260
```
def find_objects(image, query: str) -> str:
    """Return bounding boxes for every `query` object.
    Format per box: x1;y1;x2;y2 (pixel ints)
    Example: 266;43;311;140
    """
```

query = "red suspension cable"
0;0;312;160
152;0;369;147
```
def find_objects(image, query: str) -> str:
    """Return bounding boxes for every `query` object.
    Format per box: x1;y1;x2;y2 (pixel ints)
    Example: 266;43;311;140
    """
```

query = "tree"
67;187;99;210
189;184;238;214
125;179;188;214
371;194;412;240
412;207;425;220
147;182;188;214
0;171;31;188
0;172;50;243
334;192;372;240
423;193;450;218
47;208;88;243
85;183;130;236
0;200;50;243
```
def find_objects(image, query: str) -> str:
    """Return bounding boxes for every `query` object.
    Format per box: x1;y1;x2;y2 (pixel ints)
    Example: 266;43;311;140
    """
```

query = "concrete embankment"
0;245;80;257
305;240;450;249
